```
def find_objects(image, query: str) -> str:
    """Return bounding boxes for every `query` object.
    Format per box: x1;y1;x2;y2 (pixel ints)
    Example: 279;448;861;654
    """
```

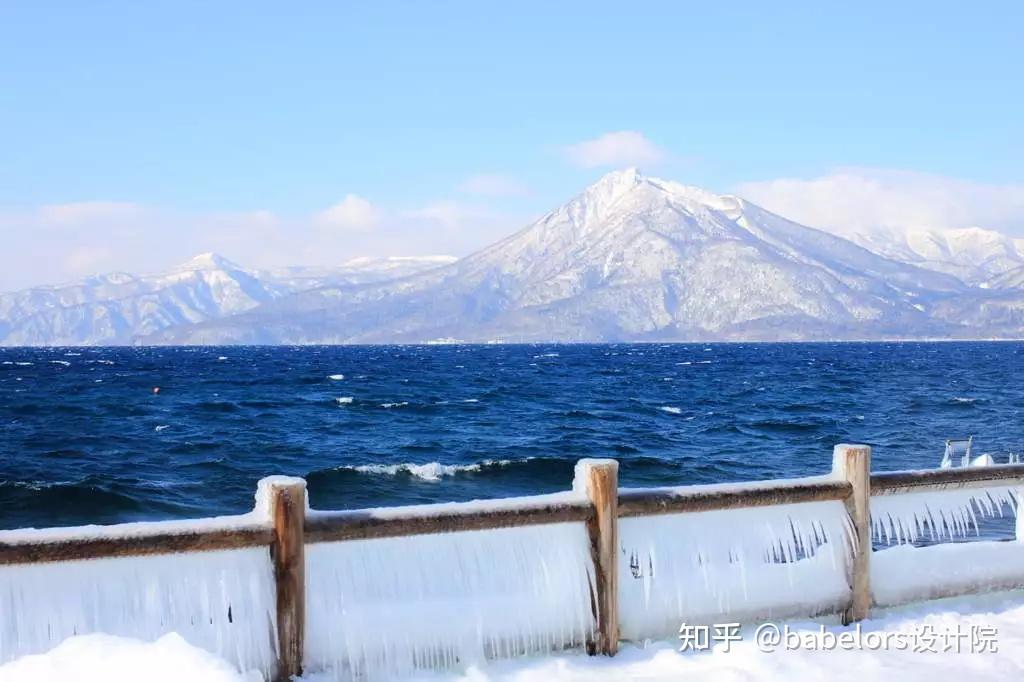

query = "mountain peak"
176;252;242;272
586;167;645;197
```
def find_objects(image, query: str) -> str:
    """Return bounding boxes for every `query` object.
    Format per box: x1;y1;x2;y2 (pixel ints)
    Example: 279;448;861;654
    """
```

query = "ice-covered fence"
0;546;276;670
0;476;304;681
4;448;1024;682
869;464;1024;607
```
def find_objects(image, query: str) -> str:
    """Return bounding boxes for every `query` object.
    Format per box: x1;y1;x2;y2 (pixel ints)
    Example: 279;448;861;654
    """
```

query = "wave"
325;459;526;481
336;396;354;405
327;374;345;381
660;406;683;415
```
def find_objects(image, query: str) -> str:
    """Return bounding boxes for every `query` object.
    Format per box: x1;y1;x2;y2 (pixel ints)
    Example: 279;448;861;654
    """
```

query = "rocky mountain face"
5;169;1024;345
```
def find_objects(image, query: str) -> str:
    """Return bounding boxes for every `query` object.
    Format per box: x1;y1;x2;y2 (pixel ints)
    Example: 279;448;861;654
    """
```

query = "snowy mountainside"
838;226;1024;286
146;169;991;345
0;253;453;345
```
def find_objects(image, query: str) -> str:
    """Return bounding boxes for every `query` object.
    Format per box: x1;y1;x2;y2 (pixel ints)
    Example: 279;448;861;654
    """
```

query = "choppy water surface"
1;343;1021;529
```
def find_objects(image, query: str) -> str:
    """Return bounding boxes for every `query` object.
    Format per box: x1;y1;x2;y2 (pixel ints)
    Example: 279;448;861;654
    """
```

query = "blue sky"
1;1;1023;288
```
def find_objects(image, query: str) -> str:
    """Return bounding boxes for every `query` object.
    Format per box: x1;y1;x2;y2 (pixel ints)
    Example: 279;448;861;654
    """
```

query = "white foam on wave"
380;401;409;408
154;425;170;433
660;406;682;415
336;397;354;405
345;459;519;481
328;374;345;381
50;360;71;366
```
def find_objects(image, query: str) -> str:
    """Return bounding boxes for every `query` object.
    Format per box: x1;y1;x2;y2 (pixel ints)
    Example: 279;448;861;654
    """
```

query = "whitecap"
344;459;516;481
217;356;228;361
50;360;71;366
155;425;170;432
328;374;345;381
336;397;354;405
380;401;409;408
660;406;682;415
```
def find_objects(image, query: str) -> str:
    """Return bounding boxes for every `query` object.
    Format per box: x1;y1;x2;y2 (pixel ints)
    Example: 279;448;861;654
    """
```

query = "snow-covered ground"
4;591;1024;682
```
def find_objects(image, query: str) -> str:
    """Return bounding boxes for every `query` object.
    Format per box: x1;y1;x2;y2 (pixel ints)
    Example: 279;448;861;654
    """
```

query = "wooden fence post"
832;444;871;624
257;476;307;682
574;458;619;656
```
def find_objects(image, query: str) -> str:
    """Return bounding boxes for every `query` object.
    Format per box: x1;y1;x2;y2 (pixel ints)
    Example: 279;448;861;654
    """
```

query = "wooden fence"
3;444;1024;680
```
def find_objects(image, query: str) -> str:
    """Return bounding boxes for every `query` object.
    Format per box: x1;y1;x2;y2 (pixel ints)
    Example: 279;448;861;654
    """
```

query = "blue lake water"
1;343;1022;530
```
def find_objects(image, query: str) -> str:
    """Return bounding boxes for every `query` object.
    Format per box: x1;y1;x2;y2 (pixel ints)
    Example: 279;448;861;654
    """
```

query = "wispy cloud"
563;131;667;169
37;201;143;226
0;191;527;291
736;169;1024;237
456;174;530;197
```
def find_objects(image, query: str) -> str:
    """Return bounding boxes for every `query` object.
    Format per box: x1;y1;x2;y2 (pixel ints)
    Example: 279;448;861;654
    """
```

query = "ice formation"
304;522;596;681
0;548;276;672
870;486;1018;545
618;500;854;641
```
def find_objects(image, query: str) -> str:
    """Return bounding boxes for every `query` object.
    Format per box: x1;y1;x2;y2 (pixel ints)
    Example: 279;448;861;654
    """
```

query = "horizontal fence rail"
871;463;1024;494
3;445;1024;679
618;477;851;517
306;495;593;543
0;521;272;566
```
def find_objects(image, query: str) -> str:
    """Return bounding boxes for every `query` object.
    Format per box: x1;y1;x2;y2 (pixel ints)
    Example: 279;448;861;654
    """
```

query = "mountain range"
4;169;1024;345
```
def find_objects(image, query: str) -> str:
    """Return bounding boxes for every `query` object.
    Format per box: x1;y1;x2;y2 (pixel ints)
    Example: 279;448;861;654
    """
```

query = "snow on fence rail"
2;445;1024;681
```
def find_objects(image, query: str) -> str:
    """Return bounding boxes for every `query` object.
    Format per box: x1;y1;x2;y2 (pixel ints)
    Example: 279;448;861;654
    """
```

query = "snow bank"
304;523;595;681
0;633;261;682
874;540;1024;606
378;592;1024;682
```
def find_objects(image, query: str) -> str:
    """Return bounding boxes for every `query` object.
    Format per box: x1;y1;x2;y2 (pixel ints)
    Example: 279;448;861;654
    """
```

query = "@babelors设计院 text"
678;622;999;654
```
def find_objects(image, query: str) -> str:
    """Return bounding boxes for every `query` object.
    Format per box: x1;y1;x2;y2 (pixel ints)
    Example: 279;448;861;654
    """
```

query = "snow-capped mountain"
146;169;989;345
10;169;1024;346
0;253;454;345
841;227;1024;286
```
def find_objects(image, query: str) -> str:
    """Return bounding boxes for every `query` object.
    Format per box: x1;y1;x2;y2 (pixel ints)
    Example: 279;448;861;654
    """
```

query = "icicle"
304;522;595;681
0;547;276;672
618;500;853;641
871;487;1018;546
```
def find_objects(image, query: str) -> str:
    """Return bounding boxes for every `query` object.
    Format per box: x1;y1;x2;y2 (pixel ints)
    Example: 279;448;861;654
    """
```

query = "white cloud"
736;169;1024;237
315;194;380;231
564;131;667;169
456;174;529;197
37;201;142;226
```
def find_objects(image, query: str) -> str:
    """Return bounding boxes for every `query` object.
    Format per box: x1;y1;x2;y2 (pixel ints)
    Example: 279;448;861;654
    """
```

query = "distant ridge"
5;170;1024;345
